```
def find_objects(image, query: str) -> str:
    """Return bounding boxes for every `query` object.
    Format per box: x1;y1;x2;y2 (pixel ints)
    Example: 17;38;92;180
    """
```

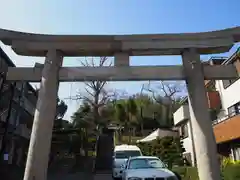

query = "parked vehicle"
112;145;142;179
121;156;179;180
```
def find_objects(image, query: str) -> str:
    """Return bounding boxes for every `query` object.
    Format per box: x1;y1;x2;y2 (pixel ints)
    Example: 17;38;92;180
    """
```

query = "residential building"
0;47;37;167
173;48;240;166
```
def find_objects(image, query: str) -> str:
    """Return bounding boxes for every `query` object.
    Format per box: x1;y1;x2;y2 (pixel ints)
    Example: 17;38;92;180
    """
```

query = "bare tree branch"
143;80;185;105
143;81;160;103
69;56;114;127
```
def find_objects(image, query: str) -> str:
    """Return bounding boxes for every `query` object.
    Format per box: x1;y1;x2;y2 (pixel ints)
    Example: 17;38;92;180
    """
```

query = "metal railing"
212;112;240;125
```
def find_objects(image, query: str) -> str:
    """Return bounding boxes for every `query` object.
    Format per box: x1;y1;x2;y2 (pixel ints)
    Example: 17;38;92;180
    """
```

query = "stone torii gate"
0;27;240;180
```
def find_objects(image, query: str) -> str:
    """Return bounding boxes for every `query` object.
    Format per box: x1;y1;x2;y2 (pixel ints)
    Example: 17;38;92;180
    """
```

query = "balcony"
173;90;221;125
13;95;36;115
173;104;190;125
23;97;35;115
14;124;31;139
213;114;240;144
206;91;221;109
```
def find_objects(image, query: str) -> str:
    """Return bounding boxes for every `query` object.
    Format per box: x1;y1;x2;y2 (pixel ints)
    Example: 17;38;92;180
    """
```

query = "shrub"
223;164;240;180
221;157;234;169
173;164;240;180
172;166;198;180
138;136;184;168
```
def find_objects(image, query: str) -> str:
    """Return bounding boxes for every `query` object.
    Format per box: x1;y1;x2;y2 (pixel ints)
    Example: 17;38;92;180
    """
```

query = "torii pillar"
23;50;63;180
182;48;221;180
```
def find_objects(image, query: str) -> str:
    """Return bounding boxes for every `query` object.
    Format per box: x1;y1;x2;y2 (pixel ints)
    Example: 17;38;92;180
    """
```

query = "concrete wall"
215;79;240;118
174;78;240;165
173;105;190;125
181;121;194;164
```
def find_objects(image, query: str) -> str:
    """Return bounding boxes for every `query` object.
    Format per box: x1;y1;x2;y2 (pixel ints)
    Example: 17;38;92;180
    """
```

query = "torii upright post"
182;48;221;180
0;27;239;180
23;50;63;180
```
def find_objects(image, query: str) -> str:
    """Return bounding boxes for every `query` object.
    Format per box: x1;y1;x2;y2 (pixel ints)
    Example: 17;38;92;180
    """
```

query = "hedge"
172;166;199;180
137;136;185;168
173;164;240;180
136;137;240;180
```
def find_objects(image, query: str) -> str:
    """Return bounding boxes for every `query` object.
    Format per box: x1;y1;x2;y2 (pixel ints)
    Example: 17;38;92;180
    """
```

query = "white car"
121;156;179;180
112;145;142;179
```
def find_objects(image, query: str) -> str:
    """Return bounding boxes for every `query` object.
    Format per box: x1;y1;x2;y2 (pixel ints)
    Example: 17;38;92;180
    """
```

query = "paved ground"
48;172;112;180
1;158;113;180
93;174;113;180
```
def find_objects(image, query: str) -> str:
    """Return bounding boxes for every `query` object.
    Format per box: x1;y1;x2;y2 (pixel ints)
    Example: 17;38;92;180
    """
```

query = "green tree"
71;101;93;129
48;97;68;166
55;98;68;120
126;97;138;139
70;102;96;168
114;97;138;143
144;81;185;128
138;136;184;168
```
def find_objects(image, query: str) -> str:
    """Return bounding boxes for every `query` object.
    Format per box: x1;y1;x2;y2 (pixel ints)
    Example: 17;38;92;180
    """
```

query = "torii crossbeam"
1;27;240;180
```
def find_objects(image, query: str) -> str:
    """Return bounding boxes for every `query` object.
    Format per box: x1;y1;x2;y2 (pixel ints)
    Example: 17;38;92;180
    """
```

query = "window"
222;59;240;89
128;158;165;169
115;150;141;159
222;79;238;89
227;102;240;117
180;123;189;139
232;146;240;161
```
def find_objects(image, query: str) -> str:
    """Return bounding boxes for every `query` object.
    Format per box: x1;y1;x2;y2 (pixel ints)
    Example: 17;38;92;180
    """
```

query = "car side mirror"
112;155;115;159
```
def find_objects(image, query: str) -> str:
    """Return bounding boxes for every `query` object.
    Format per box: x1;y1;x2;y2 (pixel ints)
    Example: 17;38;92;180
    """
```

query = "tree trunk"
117;130;121;143
140;123;144;136
93;91;100;125
128;128;132;144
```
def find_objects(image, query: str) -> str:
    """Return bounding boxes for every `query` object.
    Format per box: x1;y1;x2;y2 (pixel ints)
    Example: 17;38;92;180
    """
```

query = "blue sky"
0;0;240;120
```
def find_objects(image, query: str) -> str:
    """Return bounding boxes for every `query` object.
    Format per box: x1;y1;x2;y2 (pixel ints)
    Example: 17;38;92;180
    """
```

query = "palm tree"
114;97;138;143
126;97;138;142
71;101;92;128
115;103;127;142
134;94;152;135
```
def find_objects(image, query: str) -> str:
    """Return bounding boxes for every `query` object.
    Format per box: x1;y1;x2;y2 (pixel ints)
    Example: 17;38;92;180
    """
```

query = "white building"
174;48;240;166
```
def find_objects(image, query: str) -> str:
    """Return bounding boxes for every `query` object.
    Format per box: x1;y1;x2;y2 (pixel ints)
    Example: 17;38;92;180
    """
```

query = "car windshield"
115;151;141;159
128;158;166;169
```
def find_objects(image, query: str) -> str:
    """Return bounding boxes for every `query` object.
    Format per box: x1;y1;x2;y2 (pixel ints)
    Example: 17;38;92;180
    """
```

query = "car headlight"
167;176;178;180
128;177;141;180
